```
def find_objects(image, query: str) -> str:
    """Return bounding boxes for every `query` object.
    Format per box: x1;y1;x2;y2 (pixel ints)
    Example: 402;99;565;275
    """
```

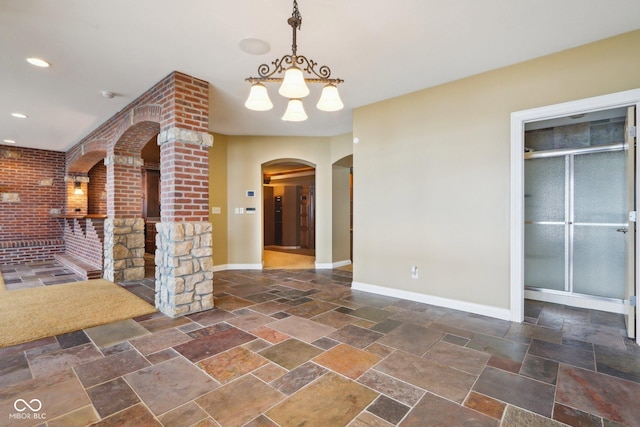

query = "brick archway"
65;71;214;317
66;140;108;175
109;119;161;218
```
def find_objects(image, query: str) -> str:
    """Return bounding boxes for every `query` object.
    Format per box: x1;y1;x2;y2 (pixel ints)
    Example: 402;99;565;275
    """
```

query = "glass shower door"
524;156;567;291
525;147;629;302
573;150;628;299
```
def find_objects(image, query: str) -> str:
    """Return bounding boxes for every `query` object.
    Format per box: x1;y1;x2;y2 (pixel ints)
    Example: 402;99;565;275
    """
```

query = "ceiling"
2;0;640;153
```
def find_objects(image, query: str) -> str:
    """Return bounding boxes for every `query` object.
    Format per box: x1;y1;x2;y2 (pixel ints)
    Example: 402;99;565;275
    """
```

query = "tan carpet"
0;279;156;348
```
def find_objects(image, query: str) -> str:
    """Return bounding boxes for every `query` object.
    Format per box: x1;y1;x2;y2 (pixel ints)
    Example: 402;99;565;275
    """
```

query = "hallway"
0;263;639;426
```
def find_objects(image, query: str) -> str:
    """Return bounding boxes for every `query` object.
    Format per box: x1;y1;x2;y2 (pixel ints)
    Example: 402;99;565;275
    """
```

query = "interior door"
625;106;637;339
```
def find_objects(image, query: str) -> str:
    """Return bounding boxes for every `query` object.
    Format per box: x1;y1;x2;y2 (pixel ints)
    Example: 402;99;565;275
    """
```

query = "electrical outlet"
411;265;418;279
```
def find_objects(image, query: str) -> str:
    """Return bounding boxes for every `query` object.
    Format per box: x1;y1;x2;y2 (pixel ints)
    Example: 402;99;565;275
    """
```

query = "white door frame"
510;89;640;323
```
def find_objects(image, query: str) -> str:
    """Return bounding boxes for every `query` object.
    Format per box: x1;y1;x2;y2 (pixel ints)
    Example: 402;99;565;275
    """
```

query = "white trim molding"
212;263;262;272
315;260;352;269
352;281;511;321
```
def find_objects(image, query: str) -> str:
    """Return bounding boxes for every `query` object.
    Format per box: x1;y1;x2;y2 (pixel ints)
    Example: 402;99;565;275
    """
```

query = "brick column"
155;128;214;317
103;154;146;282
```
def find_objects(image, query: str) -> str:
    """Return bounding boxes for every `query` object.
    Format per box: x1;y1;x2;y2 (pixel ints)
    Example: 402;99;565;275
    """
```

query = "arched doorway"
262;159;316;269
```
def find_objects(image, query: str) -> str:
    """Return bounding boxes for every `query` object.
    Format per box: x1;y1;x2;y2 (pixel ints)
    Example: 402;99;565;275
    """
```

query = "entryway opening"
141;135;161;278
262;160;316;269
511;89;640;342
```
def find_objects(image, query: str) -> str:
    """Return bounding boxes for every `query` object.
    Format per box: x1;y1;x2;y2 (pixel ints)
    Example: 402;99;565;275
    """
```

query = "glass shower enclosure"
524;109;632;310
525;146;628;301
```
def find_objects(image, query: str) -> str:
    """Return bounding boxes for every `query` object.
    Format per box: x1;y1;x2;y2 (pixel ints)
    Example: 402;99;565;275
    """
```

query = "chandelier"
244;0;344;121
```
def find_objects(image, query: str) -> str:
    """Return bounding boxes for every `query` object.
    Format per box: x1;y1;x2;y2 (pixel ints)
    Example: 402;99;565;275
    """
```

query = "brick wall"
0;241;65;265
88;162;107;215
0;146;65;241
0;145;66;264
159;142;210;222
65;71;210;219
171;72;209;132
62;218;104;268
107;160;144;218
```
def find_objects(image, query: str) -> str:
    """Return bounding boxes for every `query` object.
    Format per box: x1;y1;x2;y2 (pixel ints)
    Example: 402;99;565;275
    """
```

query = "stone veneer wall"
155;222;214;317
104;218;145;282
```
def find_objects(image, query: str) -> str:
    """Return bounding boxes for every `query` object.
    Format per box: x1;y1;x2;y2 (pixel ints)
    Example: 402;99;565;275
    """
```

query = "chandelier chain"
289;0;302;57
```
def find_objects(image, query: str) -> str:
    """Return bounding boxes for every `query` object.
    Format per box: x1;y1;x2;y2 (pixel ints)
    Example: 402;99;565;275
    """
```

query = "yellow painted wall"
353;30;640;310
332;164;351;264
222;134;352;267
209;133;228;267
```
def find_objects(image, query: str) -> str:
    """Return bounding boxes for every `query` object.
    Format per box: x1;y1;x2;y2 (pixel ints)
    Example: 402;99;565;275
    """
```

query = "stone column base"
155;222;214;317
103;218;146;282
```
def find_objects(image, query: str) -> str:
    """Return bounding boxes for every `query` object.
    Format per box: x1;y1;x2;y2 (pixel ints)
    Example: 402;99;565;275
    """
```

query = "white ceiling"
2;0;640;153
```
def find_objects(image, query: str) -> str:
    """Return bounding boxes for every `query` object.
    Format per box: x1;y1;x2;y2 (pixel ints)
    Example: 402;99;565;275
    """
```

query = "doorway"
141;135;161;278
511;89;640;341
524;109;629;304
262;160;316;269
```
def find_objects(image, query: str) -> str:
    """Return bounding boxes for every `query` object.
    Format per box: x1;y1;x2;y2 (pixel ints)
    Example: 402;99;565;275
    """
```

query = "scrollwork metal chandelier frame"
244;0;344;120
245;0;343;86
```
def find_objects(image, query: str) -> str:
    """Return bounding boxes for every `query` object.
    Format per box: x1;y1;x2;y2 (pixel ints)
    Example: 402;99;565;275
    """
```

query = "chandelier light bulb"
279;66;310;98
245;83;273;111
282;99;308;122
316;83;344;111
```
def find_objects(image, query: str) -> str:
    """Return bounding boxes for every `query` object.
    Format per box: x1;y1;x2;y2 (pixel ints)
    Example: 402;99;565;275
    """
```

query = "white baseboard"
352;281;512;321
214;260;351;271
332;260;352;268
213;263;263;272
314;263;333;269
315;260;351;269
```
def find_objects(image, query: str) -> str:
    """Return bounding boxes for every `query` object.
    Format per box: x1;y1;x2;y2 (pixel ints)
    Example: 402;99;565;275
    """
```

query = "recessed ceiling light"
3;139;16;144
26;57;50;68
11;113;28;119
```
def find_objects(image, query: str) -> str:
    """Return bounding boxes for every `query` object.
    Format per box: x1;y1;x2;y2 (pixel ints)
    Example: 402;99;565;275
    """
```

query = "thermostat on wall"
246;207;256;214
246;190;255;197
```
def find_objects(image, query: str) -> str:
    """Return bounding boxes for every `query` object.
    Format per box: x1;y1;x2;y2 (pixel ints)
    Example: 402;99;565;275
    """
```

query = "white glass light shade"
245;83;273;111
278;66;310;98
73;182;84;195
316;83;344;111
281;99;308;122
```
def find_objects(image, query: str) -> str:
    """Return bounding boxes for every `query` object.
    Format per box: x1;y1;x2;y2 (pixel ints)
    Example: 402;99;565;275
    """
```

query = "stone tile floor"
0;261;82;290
1;262;640;426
